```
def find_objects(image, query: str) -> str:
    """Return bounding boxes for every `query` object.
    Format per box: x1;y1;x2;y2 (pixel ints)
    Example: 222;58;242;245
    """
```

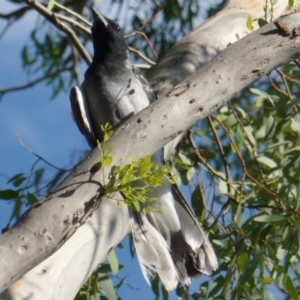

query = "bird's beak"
92;7;109;27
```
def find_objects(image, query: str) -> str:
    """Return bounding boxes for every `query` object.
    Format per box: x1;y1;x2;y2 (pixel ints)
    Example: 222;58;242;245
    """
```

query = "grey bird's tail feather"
130;152;218;289
130;212;178;291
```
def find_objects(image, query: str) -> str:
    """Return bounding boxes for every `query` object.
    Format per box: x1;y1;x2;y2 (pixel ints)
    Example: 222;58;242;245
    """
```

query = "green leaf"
102;124;113;141
240;245;261;284
107;249;118;275
27;193;38;205
103;156;113;167
260;277;274;284
251;88;276;106
218;179;228;195
186;167;195;181
179;152;193;166
285;98;300;111
99;275;118;300
139;156;152;176
246;15;254;31
237;252;248;274
244;125;256;146
106;142;114;154
258;18;268;27
151;275;160;298
131;200;140;212
290;118;300;133
283;274;300;300
7;173;24;184
235;107;247;119
47;0;55;10
162;284;169;300
257;156;277;168
208;275;226;297
13;176;26;187
0;189;19;200
254;214;287;223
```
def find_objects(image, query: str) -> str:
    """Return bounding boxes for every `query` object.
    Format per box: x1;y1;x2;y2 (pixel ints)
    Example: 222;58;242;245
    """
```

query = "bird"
70;7;218;291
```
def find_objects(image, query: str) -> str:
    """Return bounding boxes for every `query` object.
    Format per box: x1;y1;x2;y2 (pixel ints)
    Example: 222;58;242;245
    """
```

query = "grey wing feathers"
132;65;157;103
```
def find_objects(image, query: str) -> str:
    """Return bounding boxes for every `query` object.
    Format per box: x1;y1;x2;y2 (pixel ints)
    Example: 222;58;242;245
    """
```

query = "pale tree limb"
149;0;291;159
148;0;291;97
55;13;90;35
53;1;92;27
0;10;299;299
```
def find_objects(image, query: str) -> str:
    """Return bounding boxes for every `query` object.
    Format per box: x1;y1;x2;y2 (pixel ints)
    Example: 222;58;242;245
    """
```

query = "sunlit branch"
128;46;156;66
55;14;90;35
53;1;92;27
23;0;92;65
125;31;158;59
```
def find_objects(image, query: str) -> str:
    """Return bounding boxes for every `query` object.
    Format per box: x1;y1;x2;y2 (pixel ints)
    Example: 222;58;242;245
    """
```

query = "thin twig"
268;75;289;97
0;6;31;20
54;1;92;27
23;0;91;65
138;0;173;31
188;131;222;181
133;64;152;70
0;6;32;40
55;14;90;35
0;67;72;99
211;115;289;210
128;46;156;66
125;31;158;59
276;68;300;85
227;102;270;189
229;197;277;209
71;46;81;85
207;115;233;200
15;134;69;172
276;68;292;99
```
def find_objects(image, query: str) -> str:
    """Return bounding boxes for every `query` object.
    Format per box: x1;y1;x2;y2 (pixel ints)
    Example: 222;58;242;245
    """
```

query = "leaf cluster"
98;124;173;215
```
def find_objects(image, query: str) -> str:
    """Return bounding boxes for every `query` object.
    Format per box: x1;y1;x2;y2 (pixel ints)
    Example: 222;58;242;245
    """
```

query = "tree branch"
0;67;72;100
23;0;92;65
0;6;31;20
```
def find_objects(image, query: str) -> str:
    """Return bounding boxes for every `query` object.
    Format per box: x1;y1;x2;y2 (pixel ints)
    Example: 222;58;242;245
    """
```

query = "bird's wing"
69;86;97;148
132;65;157;103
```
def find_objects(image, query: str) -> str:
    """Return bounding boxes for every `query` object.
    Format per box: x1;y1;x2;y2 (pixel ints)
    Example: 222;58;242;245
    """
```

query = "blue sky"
0;1;218;299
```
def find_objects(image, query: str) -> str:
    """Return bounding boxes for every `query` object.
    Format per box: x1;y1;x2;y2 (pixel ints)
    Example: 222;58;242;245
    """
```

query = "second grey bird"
70;7;218;291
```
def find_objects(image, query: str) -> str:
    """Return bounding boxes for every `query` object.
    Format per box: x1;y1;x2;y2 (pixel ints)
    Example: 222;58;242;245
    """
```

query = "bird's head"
91;8;128;64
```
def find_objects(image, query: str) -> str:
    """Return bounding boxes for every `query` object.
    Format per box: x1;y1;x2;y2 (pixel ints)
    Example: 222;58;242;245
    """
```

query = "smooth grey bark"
1;6;298;300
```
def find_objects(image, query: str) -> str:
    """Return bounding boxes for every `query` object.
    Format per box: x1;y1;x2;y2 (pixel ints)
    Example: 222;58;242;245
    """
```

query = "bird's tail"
130;173;218;290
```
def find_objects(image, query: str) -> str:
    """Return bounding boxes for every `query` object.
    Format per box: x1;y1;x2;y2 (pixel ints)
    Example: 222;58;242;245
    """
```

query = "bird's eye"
116;25;120;31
